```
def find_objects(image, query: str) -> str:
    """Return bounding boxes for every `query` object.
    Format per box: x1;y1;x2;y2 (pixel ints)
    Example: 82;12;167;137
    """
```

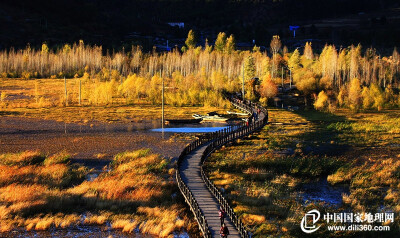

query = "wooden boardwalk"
180;143;240;237
176;98;268;237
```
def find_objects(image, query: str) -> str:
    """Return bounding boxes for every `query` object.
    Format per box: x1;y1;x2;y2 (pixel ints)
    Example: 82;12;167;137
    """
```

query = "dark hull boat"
165;118;202;124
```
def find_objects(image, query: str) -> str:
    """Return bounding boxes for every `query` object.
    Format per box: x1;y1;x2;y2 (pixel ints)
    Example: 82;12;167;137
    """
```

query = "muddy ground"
0;117;188;168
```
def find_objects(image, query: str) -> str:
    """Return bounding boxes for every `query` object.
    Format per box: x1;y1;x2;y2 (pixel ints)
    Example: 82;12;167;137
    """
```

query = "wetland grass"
0;149;198;237
205;108;400;237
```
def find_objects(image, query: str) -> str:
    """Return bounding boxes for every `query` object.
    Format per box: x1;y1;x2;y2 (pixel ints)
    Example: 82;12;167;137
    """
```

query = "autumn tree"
41;43;49;54
214;32;227;52
244;55;257;100
253;45;261;53
392;48;399;83
224;35;235;54
369;83;384;111
270;35;281;79
348;78;362;111
337;48;348;87
361;87;373;109
314;90;329;111
288;49;301;71
62;44;71;54
204;39;212;53
349;45;361;81
185;30;196;49
304;42;313;60
259;79;277;105
270;35;281;56
337;87;347;107
296;71;319;106
244;55;256;81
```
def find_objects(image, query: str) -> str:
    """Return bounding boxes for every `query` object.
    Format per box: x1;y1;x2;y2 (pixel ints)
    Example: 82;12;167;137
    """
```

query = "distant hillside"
0;0;399;51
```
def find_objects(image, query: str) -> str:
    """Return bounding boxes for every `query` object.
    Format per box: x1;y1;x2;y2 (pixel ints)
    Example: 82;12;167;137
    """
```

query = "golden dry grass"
0;78;228;124
0;149;197;236
0;150;44;166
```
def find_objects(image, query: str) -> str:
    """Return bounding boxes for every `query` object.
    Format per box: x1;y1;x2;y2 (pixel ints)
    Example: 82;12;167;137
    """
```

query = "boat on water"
192;114;203;120
192;112;229;122
226;111;249;116
165;118;202;124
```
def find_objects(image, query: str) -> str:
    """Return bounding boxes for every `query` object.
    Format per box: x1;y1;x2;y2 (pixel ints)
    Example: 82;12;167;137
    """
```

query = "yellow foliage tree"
314;90;329;111
118;74;146;103
361;87;373;109
214;32;227;52
369;83;384;111
337;87;346;107
185;30;196;49
90;80;116;105
348;78;362;111
224;35;235;54
258;79;277;106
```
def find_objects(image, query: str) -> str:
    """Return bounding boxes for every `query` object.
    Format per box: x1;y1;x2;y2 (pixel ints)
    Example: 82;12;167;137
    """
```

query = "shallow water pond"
300;177;349;206
151;121;232;133
152;126;229;133
2;227;150;238
2;227;189;238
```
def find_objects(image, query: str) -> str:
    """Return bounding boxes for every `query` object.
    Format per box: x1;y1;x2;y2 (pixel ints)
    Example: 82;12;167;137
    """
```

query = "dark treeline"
1;0;399;50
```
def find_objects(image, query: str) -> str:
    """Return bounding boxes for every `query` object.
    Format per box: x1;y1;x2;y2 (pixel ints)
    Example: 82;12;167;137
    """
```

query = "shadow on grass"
293;109;352;156
0;111;22;116
20;190;181;218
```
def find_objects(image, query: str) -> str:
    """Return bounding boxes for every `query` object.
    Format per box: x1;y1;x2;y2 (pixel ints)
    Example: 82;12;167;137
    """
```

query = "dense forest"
1;0;399;49
0;31;399;111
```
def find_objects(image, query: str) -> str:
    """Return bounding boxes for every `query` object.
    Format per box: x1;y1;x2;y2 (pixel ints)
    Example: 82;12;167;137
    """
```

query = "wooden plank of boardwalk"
180;142;241;238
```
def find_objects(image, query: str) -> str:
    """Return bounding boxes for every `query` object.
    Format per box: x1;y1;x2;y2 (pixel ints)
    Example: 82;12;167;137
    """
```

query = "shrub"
314;90;329;111
43;151;70;166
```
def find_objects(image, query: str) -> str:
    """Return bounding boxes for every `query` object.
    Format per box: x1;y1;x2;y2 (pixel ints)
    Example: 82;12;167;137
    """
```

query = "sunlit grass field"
0;149;199;236
0;78;227;123
205;108;400;237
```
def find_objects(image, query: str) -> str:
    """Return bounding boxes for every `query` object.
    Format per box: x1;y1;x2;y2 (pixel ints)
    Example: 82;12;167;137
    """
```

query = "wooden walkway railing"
176;96;268;238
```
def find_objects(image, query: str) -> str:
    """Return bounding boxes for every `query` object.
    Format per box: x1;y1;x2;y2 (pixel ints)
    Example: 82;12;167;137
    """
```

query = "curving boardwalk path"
180;142;240;237
176;97;268;238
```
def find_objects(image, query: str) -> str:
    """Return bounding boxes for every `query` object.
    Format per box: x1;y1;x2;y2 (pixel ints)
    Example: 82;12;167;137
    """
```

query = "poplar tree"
41;43;49;54
252;45;261;52
304;42;313;60
270;35;281;78
224;34;235;54
288;49;301;71
185;29;196;49
244;55;256;81
349;44;362;81
214;32;227;52
270;35;282;56
392;47;399;79
204;39;212;53
244;55;257;100
348;78;362;111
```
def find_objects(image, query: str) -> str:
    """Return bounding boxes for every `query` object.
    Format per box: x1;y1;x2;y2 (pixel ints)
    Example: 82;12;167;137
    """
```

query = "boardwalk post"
79;78;81;105
161;70;164;128
242;63;245;100
64;77;68;106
